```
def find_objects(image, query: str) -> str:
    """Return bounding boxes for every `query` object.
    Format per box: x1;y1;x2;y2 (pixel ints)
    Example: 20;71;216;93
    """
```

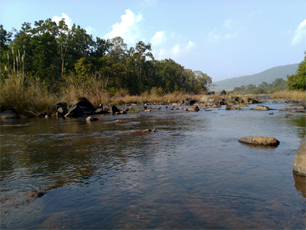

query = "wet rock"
142;105;148;109
293;135;306;176
211;104;221;108
238;136;280;146
110;105;120;115
250;105;271;111
285;104;306;110
65;105;86;117
86;116;98;122
144;109;151;112
0;108;18;119
27;191;46;198
225;105;237;110
182;98;197;106
95;107;108;114
76;97;95;112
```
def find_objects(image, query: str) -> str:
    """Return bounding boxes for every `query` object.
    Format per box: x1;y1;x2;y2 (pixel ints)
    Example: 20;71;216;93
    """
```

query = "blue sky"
1;0;305;82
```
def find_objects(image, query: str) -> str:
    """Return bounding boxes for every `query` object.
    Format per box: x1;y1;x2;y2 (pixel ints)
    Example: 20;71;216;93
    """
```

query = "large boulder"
238;136;280;146
109;105;120;114
76;97;95;112
293;135;306;176
182;98;197;106
65;105;86;117
0;108;18;119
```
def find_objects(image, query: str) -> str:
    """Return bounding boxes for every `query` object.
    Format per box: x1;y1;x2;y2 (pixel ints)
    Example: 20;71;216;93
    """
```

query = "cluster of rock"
54;97;126;118
199;95;261;106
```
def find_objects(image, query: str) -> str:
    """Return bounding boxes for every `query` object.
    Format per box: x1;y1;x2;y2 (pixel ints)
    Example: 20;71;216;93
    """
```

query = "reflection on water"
0;103;306;229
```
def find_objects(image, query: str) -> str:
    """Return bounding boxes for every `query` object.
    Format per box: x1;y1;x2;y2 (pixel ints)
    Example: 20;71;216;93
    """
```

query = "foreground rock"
293;135;306;176
238;136;280;146
0;108;18;119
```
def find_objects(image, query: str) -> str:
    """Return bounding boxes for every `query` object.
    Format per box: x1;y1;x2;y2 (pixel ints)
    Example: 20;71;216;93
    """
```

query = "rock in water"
238;136;280;146
293;135;306;176
0;108;18;119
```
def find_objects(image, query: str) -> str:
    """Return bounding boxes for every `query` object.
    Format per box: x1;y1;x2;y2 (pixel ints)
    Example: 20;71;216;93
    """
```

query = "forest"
0;19;212;95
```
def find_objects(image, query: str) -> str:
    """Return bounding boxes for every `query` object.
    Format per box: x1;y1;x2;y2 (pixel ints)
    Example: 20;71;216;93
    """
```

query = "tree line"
0;19;212;95
231;78;287;94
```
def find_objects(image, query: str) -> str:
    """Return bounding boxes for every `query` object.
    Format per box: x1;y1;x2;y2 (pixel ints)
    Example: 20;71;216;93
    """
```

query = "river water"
1;101;306;229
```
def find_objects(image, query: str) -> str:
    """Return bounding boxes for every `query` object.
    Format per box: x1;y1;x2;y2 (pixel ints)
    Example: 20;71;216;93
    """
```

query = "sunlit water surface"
1;102;306;229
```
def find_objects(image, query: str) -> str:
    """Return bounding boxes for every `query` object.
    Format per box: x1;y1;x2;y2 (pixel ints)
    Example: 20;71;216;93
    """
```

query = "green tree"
286;52;306;91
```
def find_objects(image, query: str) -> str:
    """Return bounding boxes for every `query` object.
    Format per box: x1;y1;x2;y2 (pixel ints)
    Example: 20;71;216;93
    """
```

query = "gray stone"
293;135;306;176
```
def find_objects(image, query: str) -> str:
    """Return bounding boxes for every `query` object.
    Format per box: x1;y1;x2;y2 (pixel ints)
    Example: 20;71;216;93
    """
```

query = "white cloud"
292;19;306;45
223;18;234;29
208;29;221;42
104;9;143;45
150;31;167;45
52;13;73;29
152;40;196;60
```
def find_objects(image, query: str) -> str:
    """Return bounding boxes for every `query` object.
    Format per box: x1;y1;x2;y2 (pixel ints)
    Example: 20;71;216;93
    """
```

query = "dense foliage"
232;78;287;94
0;19;212;95
286;52;306;91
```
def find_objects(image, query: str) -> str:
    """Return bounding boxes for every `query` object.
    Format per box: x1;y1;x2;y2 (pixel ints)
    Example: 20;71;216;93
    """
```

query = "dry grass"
271;90;306;101
1;74;58;116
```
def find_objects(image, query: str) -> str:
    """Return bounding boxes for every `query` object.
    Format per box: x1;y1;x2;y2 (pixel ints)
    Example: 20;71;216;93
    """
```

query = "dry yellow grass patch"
271;91;306;101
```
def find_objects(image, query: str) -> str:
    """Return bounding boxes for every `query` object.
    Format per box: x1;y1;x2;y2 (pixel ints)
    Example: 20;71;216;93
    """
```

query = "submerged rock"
225;105;237;110
285;104;306;110
0;108;18;119
27;190;46;198
238;136;280;146
250;105;271;111
86;116;98;122
293;135;306;176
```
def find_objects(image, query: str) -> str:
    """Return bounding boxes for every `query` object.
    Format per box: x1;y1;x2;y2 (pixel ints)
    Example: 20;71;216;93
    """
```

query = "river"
1;101;305;229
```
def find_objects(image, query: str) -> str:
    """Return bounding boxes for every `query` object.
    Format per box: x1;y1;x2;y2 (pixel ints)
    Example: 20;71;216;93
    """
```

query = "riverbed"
1;101;305;229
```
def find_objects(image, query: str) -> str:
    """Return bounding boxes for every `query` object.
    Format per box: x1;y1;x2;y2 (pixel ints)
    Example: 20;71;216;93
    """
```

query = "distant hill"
212;63;299;92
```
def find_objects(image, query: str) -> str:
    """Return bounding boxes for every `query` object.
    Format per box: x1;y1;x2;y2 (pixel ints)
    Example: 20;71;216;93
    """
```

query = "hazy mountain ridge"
212;63;299;92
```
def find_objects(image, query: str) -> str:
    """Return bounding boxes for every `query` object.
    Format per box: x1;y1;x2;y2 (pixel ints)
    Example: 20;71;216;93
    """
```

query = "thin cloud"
150;31;167;45
52;13;73;29
153;41;196;60
104;9;144;45
292;19;306;45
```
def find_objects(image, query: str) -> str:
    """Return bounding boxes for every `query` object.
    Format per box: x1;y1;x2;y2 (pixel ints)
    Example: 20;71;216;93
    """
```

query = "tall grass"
271;90;306;101
1;73;58;116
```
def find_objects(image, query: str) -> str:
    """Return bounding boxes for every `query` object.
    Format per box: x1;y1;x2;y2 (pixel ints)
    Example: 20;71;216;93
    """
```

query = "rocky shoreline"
1;95;305;120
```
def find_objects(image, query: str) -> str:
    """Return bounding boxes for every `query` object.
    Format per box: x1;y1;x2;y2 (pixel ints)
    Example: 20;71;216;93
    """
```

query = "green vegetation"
0;19;212;95
286;52;306;91
232;78;287;94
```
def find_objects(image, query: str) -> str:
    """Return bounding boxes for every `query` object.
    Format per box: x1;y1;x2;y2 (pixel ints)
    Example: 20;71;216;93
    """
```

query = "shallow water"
1;102;306;229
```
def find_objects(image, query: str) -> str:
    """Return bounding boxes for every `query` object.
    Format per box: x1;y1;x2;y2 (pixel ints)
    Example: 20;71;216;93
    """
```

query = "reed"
271;90;306;101
0;73;57;116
